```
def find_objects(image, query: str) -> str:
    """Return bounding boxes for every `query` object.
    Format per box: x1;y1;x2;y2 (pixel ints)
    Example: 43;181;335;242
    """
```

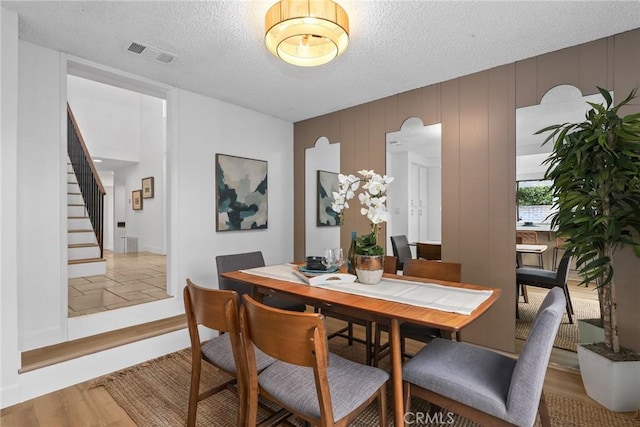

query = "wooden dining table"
221;266;501;426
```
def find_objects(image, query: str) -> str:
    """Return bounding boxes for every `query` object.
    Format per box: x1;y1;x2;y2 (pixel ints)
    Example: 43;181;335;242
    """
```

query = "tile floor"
68;250;168;317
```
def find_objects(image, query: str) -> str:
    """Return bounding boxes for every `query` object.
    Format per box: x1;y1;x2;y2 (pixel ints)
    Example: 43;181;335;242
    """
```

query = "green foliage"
517;186;553;205
354;230;385;256
537;86;640;353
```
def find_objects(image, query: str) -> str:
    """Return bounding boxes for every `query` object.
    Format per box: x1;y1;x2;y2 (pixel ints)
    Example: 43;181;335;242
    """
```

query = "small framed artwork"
132;190;143;211
216;153;268;231
317;170;340;226
142;177;154;199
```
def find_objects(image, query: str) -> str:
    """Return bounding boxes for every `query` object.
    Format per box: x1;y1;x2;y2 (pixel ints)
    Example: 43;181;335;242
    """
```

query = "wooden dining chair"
416;243;441;261
373;259;462;365
516;230;544;268
240;294;389;427
183;279;275;427
402;287;566;427
315;256;398;366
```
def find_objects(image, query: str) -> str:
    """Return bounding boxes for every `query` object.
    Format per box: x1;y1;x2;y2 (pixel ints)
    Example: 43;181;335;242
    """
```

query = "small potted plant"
538;87;640;412
331;170;394;284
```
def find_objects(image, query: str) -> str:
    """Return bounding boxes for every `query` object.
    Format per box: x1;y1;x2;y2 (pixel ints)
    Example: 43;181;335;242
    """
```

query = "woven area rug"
516;289;600;352
93;340;636;427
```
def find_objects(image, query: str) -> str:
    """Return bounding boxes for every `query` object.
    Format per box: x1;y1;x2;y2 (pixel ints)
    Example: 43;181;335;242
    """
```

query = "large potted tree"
538;87;640;412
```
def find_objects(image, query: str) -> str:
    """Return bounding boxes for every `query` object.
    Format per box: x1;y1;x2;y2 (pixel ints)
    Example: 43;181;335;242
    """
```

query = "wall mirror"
386;118;442;255
305;137;340;257
516;85;611;228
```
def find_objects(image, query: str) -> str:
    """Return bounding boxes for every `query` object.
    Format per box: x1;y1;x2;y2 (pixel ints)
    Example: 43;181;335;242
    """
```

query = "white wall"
67;76;166;254
2;37;294;406
67;75;141;162
171;88;294;287
1;7;21;408
17;40;66;351
305;137;340;256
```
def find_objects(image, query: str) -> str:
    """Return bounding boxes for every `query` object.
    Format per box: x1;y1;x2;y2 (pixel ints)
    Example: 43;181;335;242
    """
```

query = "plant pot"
354;254;384;285
577;344;640;412
577;319;604;344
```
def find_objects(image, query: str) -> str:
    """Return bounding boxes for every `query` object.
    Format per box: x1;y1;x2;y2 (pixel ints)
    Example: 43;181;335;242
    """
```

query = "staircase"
67;163;106;278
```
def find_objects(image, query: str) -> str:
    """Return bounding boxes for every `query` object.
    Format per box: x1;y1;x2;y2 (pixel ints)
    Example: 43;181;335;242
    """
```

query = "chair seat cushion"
403;338;516;420
258;353;388;422
202;333;275;373
516;268;557;288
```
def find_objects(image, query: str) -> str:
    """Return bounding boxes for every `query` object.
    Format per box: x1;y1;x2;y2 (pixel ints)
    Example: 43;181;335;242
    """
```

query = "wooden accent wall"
294;29;640;353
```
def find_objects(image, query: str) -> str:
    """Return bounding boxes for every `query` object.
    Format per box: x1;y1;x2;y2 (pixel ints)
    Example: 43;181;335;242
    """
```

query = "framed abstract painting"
216;153;268;231
317;170;340;226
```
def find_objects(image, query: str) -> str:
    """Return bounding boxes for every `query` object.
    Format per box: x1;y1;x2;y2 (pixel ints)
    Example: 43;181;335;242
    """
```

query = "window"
516;180;556;224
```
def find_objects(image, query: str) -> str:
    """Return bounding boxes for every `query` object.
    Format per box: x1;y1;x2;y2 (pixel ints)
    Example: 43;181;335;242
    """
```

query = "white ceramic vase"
354;254;384;285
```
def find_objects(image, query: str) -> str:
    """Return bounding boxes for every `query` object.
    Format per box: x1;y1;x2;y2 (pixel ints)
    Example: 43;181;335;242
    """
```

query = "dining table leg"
390;318;404;427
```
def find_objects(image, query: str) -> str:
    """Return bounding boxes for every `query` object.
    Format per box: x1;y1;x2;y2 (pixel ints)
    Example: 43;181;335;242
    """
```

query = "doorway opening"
66;68;168;317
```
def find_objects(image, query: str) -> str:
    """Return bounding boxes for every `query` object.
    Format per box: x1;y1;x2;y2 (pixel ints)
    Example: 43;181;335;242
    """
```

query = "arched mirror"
305;137;340;256
515;85;609;363
386;118;442;257
516;85;611;233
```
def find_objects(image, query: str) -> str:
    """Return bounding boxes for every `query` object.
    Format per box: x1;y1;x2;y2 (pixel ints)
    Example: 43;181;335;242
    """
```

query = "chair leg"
378;383;388;427
521;284;529;303
364;321;373;365
347;321;354;345
537;253;544;269
538;392;551;427
187;356;201;427
563;285;574;323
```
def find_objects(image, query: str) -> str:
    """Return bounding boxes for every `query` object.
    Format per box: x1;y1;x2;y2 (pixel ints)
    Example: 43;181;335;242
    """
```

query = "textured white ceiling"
3;1;640;122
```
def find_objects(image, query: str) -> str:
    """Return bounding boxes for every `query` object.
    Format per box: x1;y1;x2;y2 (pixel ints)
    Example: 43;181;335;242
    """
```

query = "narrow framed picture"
142;177;154;199
317;170;340;226
132;190;143;211
216;153;268;231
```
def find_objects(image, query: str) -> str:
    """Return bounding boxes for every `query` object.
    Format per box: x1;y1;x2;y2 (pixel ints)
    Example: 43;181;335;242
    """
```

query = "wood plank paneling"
578;38;610;95
293;29;640;353
440;79;461;263
515;57;538;108
537;46;580;100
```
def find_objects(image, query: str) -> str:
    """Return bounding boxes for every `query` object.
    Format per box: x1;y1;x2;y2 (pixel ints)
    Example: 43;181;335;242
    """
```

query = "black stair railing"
67;103;105;258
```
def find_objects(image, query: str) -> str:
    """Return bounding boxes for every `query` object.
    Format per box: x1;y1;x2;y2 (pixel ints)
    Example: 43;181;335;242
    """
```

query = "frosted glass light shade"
265;0;349;67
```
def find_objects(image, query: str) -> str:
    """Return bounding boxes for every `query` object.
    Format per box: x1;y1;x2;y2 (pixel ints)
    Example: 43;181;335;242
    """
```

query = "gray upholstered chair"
216;251;306;312
183;279;276;427
390;235;413;271
403;287;566;427
241;294;389;427
516;255;574;323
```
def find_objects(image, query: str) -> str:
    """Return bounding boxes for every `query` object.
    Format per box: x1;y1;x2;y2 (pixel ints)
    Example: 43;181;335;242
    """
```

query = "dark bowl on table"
305;256;326;271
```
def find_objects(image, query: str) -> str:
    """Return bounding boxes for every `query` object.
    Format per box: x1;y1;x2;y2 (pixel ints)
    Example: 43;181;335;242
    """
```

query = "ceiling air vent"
125;41;177;65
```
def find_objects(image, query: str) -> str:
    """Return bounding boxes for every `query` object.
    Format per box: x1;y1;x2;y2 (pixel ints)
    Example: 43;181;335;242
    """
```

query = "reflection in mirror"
305;137;340;256
386;118;442;256
516;85;611;226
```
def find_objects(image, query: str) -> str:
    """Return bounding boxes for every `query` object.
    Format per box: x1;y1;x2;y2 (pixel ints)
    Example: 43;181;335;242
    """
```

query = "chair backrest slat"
416;243;442;261
403;259;461;282
384;255;397;274
241;294;328;367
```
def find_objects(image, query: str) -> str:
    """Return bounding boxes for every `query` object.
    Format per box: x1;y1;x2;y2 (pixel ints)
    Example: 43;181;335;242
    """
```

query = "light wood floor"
68;251;168;317
4;317;637;426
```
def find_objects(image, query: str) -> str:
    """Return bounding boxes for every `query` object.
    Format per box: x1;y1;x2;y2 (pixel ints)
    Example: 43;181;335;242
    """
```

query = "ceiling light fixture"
265;0;349;67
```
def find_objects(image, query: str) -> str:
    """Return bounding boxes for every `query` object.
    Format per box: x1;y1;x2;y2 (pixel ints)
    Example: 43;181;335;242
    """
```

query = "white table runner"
240;264;493;315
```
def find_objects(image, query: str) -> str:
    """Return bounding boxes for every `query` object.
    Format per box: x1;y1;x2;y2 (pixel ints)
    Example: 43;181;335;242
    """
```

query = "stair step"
68;216;89;219
68;204;84;207
20;315;187;373
68;229;94;233
68;257;104;265
68;243;98;249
